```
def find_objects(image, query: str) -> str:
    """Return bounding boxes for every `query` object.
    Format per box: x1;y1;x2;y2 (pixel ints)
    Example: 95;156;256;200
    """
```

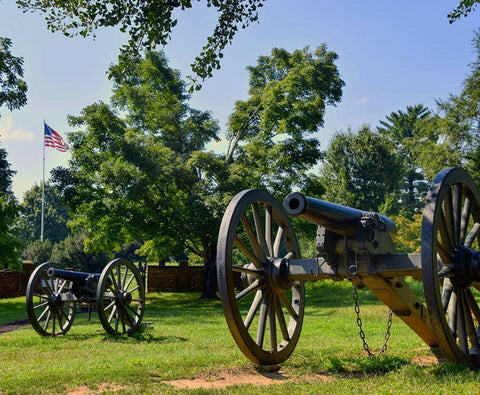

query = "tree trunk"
200;243;218;299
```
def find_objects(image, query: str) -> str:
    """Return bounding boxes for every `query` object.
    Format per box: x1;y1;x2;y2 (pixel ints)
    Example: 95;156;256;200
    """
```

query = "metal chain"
352;285;393;357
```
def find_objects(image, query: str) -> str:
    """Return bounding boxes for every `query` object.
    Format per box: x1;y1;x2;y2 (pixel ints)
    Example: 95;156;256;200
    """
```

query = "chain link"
352;285;393;357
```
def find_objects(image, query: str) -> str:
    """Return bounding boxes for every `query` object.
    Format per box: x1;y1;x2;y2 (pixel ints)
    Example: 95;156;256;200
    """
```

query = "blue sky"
0;1;479;199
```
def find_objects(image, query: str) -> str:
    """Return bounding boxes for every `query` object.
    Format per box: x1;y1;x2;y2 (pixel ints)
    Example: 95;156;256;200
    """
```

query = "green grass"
0;296;28;325
0;282;479;394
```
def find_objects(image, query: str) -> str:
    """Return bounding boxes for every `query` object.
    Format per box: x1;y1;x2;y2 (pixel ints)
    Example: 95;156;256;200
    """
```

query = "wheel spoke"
232;265;264;278
256;293;268;347
125;273;136;291
56;280;67;294
44;311;51;331
437;242;453;264
444;188;456;247
59;307;71;323
33;294;48;300
110;272;120;292
460;194;472;244
52;309;56;334
34;301;49;309
447;290;457;338
122;267;129;289
129;285;139;293
265;205;273;256
268;294;277;352
252;202;269;257
275;295;290;341
114;311;119;332
453;184;462;245
108;305;118;324
273;226;284;257
283;251;293;260
104;300;115;311
457;291;468;353
465;223;480;248
126;304;141;319
462;289;480;350
244;290;263;330
466;288;480;323
122;306;135;328
442;278;454;312
116;265;122;291
241;214;266;261
233;236;262;268
37;305;50;322
439;209;454;253
236;279;262;302
278;292;298;320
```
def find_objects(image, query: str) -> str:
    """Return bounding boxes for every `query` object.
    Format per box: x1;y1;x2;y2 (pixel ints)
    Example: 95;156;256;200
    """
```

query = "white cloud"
0;117;35;141
355;96;369;105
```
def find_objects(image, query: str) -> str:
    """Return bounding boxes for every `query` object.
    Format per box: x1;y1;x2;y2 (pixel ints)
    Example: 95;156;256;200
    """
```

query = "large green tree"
320;125;403;213
0;142;21;269
449;1;480;21
16;183;70;245
0;37;27;115
53;46;343;298
377;104;432;218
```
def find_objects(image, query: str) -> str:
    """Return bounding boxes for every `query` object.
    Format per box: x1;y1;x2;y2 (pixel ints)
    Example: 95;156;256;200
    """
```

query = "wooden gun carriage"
26;258;145;336
216;167;480;367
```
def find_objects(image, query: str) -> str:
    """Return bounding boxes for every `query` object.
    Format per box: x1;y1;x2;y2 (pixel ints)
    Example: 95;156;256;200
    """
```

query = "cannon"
216;167;480;367
26;258;145;336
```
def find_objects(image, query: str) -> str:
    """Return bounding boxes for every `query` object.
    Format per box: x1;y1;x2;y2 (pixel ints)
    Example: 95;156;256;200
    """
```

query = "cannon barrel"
283;192;397;238
48;268;100;283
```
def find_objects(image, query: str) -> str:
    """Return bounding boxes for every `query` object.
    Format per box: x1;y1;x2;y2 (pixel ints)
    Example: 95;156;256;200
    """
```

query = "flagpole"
41;120;45;243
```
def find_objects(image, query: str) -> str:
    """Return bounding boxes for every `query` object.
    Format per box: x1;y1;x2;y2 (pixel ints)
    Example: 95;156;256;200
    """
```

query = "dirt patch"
411;355;439;366
163;369;332;390
0;319;30;334
67;383;128;394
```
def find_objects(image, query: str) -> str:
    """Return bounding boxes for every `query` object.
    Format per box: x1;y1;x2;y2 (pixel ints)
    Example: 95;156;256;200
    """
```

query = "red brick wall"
0;261;33;299
147;263;204;293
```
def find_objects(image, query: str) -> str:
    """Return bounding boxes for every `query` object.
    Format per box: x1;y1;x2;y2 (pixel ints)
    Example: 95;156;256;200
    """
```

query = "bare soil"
0;319;30;334
67;383;128;395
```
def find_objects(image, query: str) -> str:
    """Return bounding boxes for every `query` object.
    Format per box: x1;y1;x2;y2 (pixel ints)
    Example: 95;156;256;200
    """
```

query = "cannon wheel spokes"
26;262;76;336
422;167;480;366
217;189;305;365
96;259;145;336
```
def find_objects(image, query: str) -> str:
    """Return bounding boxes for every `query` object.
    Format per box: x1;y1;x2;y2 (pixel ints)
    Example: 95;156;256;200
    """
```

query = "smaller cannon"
26;258;145;336
217;167;480;367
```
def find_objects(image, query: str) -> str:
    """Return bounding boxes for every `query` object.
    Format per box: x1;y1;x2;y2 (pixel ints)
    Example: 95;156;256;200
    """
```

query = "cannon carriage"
26;258;145;336
216;167;480;367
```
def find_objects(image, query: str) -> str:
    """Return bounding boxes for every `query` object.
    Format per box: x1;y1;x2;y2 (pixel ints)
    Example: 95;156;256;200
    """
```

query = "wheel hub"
116;291;132;305
451;246;480;288
267;257;292;293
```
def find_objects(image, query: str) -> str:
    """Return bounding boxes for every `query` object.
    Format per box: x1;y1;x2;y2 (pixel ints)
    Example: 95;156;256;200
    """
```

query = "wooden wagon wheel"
26;262;76;336
96;259;145;336
217;189;305;365
422;167;480;366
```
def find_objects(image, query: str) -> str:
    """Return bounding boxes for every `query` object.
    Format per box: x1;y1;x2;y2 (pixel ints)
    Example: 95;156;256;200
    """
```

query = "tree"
377;104;432;218
0;37;27;115
53;46;343;298
449;1;480;22
320;125;403;213
21;239;53;266
16;183;70;245
50;232;112;272
0;142;21;269
16;0;264;87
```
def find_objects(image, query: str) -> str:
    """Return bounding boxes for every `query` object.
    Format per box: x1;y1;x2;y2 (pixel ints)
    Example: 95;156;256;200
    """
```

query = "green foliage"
21;239;53;266
15;0;264;86
15;183;70;245
377;104;432;218
0;37;27;115
449;0;480;22
320;125;402;213
224;45;343;196
50;232;112;272
391;213;422;253
0;143;21;269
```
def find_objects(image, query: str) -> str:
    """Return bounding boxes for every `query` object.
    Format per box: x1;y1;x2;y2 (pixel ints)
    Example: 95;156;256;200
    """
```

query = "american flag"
44;122;69;152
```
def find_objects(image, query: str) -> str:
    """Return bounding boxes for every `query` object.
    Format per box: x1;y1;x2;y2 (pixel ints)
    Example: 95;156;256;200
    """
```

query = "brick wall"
147;262;204;292
0;261;33;299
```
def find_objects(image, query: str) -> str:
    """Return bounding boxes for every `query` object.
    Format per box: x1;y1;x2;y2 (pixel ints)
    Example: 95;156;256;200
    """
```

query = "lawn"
1;281;479;394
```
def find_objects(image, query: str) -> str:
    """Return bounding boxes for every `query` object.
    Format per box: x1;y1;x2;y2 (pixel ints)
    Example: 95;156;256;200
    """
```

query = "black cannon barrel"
283;192;397;237
48;268;100;282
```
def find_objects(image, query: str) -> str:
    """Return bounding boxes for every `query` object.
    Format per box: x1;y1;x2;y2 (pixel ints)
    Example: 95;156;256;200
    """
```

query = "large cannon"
26;258;145;336
216;167;480;367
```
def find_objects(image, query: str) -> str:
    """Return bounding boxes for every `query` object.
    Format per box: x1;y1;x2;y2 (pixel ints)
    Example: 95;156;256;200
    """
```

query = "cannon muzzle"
284;192;397;238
